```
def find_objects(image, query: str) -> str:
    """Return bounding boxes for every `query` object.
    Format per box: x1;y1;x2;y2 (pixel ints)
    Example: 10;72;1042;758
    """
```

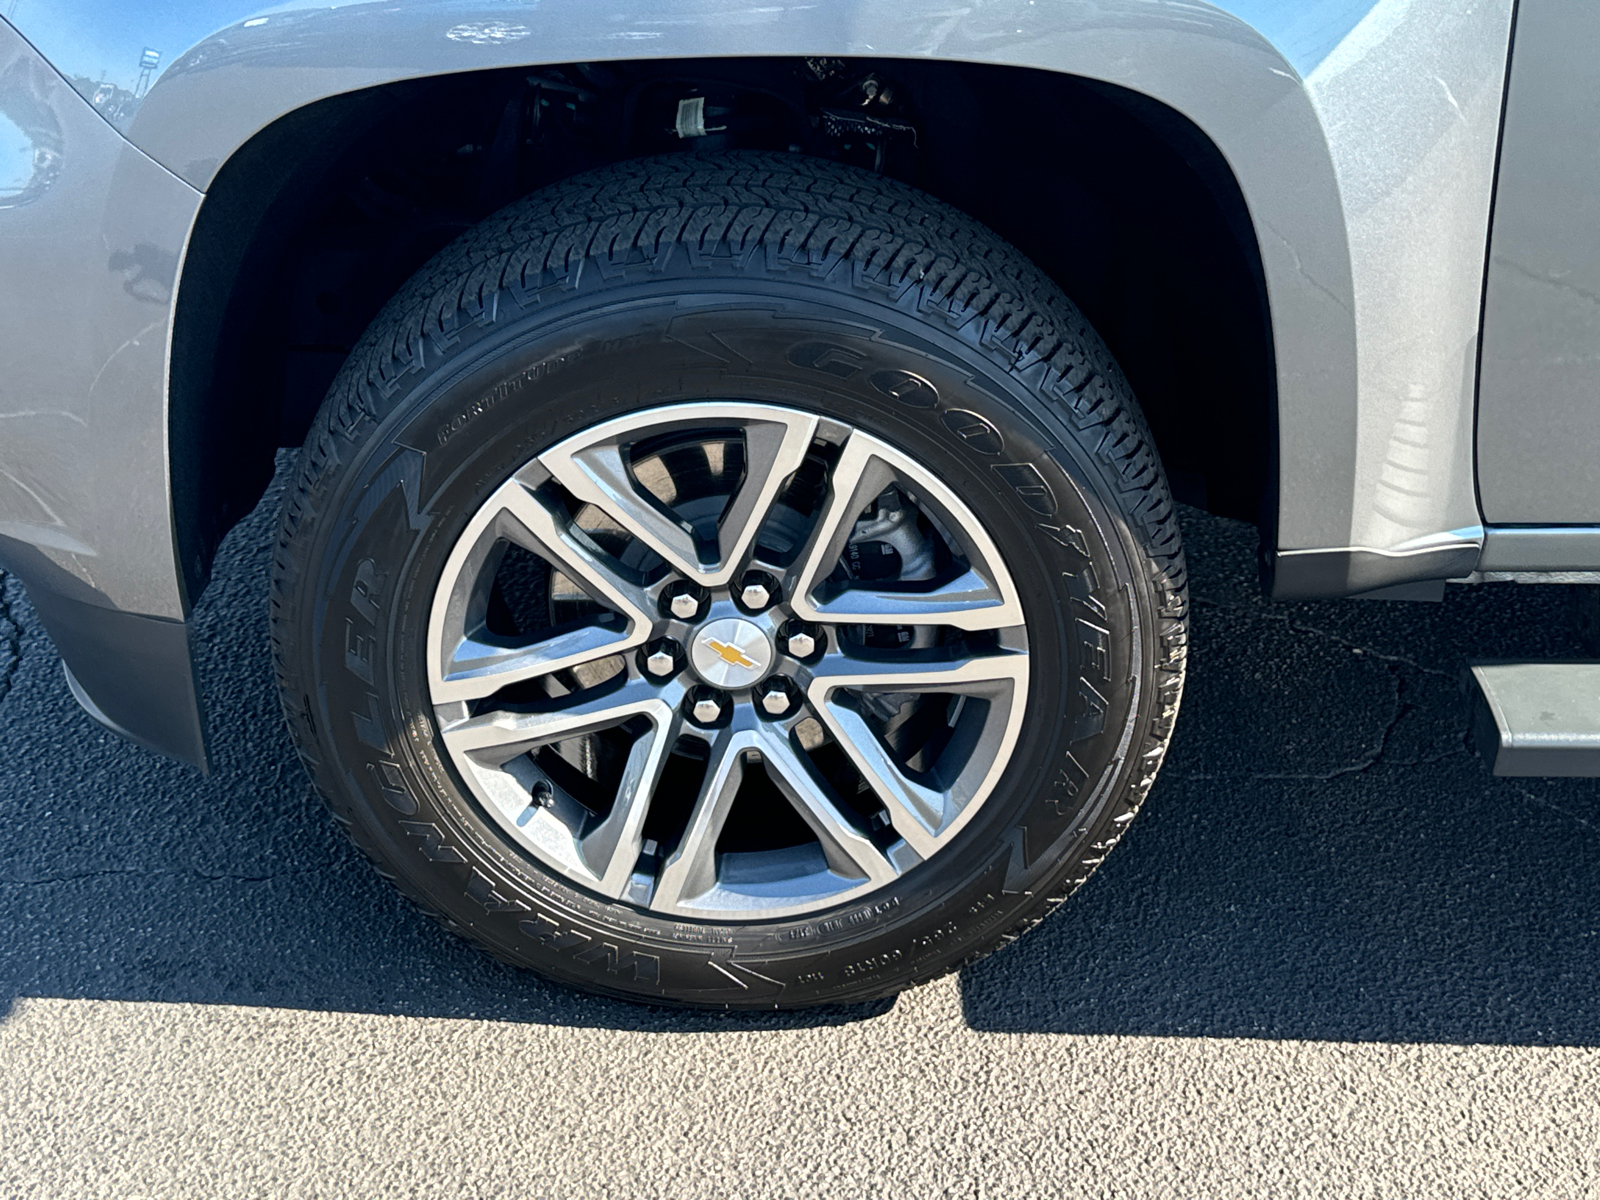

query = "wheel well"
169;57;1274;601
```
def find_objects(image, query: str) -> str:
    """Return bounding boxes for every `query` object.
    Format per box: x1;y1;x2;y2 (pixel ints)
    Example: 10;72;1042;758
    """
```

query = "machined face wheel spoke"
806;648;1028;692
437;625;636;705
650;722;755;913
834;710;943;851
788;431;1024;631
430;402;1030;921
756;724;900;887
577;707;682;898
651;718;898;915
440;677;680;899
430;476;655;704
497;471;659;618
539;402;819;588
439;675;671;766
799;568;1021;627
806;651;1028;854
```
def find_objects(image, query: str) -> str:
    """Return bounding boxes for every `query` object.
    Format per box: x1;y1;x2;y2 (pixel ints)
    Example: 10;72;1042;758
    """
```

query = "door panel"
1478;0;1600;523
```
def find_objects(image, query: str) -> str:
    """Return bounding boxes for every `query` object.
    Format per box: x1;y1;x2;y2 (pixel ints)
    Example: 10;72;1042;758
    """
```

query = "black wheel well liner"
168;58;1275;604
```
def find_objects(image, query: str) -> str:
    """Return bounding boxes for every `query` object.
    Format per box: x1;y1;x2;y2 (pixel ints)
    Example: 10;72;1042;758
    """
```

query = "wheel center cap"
689;617;774;689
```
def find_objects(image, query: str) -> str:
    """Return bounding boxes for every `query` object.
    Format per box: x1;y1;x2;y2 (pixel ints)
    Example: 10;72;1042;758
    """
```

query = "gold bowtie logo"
705;638;758;670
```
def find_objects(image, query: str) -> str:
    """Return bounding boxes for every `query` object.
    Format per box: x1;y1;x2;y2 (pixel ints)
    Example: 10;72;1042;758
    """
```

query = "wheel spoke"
806;651;1028;854
439;676;670;768
578;706;682;898
788;432;896;617
801;568;1023;627
539;402;818;588
813;705;946;856
788;431;1024;631
759;726;899;887
429;477;654;704
806;648;1028;693
497;475;658;618
650;724;753;913
434;625;635;705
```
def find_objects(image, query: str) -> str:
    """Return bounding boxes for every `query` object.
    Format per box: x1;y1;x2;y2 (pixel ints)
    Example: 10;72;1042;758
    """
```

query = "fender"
0;21;206;764
0;1;1515;761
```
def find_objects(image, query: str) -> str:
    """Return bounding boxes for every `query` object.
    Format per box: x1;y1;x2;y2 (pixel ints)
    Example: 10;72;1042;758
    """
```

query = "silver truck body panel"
1479;527;1600;573
1477;0;1600;525
0;22;199;619
0;0;1548;759
0;20;208;761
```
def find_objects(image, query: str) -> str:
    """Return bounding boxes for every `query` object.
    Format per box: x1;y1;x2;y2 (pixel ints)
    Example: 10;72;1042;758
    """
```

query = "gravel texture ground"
2;455;1598;1198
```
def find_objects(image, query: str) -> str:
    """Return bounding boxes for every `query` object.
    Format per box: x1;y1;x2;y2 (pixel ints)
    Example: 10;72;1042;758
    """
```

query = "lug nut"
644;637;681;679
737;571;780;613
660;580;708;623
684;691;729;729
688;687;726;726
757;678;798;718
781;621;823;662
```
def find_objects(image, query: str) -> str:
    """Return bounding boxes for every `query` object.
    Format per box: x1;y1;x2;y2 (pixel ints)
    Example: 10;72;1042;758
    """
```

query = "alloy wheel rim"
426;401;1030;920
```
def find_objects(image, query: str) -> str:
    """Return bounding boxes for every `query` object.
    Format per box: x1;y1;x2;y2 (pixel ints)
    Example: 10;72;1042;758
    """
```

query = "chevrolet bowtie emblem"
704;638;758;670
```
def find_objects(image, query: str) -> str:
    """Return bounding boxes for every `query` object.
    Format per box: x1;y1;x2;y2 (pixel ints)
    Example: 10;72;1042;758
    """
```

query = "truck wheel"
271;151;1187;1008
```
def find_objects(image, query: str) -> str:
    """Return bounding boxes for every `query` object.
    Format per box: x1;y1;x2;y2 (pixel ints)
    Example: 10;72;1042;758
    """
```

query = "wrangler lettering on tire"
272;151;1187;1008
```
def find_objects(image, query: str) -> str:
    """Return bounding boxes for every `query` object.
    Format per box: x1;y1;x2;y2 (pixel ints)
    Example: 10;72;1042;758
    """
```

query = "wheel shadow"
961;508;1600;1047
0;454;886;1033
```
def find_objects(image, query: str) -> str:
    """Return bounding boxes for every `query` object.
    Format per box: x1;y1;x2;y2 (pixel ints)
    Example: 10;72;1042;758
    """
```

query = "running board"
1468;662;1600;776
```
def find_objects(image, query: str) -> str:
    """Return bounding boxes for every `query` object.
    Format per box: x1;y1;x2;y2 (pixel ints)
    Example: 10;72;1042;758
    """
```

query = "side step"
1468;662;1600;777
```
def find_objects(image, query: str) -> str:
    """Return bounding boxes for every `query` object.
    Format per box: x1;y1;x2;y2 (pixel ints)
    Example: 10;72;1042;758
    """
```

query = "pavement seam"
1170;605;1473;783
1191;594;1457;679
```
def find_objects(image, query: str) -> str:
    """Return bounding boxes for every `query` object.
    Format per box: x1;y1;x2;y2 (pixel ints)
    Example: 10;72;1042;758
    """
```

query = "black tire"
271;151;1187;1008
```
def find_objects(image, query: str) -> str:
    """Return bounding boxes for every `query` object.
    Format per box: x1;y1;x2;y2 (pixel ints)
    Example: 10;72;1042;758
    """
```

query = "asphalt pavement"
2;455;1599;1197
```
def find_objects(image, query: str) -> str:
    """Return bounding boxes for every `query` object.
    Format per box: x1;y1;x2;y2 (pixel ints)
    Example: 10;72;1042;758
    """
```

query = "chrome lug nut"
780;620;823;662
736;571;780;613
756;678;798;718
640;636;683;680
646;645;678;678
692;693;724;724
660;580;708;622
